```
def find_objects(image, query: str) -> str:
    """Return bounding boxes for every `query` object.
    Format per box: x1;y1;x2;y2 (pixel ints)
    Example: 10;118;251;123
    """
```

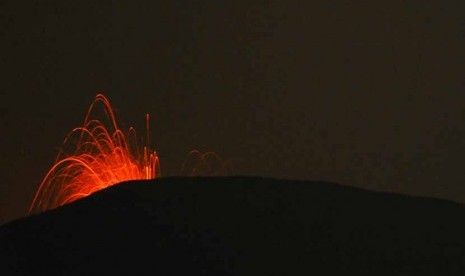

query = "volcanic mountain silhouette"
2;177;465;275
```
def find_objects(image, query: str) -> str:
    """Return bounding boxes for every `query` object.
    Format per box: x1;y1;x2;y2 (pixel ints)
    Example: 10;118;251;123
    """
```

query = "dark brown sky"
1;1;464;223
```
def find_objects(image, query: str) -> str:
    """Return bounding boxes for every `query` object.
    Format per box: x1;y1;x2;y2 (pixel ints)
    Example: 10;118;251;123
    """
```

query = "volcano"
2;177;465;275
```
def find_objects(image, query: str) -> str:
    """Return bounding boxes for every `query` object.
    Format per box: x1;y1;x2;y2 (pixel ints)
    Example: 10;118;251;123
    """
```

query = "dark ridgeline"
2;177;465;275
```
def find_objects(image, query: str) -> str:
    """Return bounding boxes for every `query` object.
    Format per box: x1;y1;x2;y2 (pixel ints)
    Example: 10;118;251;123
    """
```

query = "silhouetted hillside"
2;177;465;275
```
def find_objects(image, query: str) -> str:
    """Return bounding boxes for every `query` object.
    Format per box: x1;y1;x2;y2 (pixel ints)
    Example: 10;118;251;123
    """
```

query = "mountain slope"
2;177;465;275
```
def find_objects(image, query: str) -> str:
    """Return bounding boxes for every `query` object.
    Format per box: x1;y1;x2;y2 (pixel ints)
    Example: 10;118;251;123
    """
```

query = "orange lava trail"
29;94;160;214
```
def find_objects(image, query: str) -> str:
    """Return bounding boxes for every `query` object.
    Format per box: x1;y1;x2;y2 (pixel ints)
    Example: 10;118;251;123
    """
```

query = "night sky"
1;1;464;223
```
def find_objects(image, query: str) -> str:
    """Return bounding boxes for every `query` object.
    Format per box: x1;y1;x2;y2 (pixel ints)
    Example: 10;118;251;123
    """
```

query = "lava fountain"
29;94;160;214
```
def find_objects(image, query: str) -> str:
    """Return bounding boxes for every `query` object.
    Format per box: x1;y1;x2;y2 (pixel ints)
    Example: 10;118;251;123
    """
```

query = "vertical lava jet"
29;94;160;214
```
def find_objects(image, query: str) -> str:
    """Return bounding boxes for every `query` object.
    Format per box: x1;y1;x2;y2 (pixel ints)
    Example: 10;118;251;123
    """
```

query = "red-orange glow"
29;94;160;213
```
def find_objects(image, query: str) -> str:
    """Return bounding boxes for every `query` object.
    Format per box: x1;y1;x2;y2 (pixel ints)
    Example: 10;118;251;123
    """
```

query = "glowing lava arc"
181;150;232;177
29;94;160;214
